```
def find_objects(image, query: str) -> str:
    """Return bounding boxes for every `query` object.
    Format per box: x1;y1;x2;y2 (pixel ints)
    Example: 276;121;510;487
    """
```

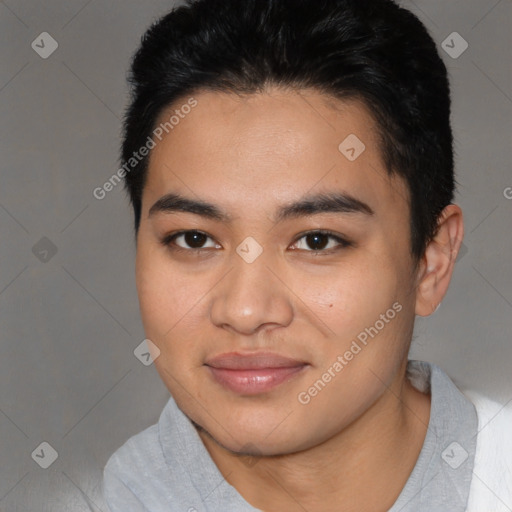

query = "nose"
209;251;293;335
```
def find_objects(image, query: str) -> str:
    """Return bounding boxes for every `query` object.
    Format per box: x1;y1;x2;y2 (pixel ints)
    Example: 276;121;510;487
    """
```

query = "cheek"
293;258;397;339
136;248;207;341
136;249;211;396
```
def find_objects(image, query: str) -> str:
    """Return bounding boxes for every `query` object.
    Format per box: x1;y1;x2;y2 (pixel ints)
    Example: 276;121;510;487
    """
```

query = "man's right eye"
161;230;221;252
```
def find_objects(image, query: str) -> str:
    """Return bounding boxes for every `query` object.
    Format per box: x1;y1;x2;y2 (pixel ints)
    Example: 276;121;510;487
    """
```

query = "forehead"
143;88;409;220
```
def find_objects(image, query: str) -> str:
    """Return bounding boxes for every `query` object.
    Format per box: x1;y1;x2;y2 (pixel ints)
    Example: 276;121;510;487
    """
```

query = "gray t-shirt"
103;361;477;511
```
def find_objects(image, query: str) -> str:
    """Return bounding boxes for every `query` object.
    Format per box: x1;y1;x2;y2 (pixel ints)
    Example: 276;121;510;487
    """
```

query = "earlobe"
415;204;464;317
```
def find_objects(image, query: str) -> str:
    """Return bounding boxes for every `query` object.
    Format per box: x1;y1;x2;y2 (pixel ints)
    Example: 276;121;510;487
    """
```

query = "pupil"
307;233;328;250
185;232;207;248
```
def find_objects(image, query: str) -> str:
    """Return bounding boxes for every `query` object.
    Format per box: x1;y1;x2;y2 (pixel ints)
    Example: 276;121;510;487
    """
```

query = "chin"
200;414;319;456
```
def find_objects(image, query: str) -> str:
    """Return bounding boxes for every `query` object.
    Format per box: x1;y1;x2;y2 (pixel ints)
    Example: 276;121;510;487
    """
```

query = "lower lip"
207;365;307;395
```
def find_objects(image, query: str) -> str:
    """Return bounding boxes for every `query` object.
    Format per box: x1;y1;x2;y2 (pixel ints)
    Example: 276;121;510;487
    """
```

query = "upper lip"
205;352;307;370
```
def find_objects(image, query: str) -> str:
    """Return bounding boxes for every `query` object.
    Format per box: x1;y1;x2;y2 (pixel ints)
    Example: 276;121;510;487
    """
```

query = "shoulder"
463;389;512;512
104;422;162;478
102;397;203;511
103;422;169;510
102;396;194;511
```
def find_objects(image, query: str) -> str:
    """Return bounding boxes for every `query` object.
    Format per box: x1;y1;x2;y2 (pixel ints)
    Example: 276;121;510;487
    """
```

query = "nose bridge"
210;245;292;333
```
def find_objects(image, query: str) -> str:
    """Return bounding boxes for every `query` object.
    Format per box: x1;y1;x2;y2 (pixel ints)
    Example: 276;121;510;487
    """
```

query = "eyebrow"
148;191;374;223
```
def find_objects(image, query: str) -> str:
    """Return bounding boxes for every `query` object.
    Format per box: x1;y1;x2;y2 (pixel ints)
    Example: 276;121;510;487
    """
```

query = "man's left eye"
291;231;351;252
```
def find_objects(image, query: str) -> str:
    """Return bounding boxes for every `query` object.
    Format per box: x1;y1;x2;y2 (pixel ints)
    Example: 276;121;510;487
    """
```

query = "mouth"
204;352;309;395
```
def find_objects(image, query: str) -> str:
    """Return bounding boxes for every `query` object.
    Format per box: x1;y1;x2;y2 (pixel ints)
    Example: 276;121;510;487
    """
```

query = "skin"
135;88;464;512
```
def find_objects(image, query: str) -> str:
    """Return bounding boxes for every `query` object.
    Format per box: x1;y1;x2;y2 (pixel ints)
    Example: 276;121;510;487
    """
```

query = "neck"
197;368;431;512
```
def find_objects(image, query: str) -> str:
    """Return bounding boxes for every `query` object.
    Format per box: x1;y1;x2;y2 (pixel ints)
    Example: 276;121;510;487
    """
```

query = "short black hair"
122;0;455;259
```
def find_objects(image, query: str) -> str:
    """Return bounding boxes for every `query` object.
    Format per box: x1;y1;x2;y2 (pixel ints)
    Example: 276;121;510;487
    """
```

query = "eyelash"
160;229;352;255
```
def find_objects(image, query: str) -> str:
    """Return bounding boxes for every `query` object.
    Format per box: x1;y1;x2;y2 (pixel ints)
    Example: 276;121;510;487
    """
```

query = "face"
135;88;418;455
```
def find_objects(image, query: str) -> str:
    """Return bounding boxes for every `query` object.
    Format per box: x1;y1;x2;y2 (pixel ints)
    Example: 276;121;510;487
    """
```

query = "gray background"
0;1;510;510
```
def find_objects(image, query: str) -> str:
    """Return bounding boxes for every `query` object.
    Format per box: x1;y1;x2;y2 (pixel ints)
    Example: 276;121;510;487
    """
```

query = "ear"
415;204;464;317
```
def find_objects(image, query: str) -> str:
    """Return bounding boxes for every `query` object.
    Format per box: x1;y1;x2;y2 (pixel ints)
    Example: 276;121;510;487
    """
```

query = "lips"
205;352;308;395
